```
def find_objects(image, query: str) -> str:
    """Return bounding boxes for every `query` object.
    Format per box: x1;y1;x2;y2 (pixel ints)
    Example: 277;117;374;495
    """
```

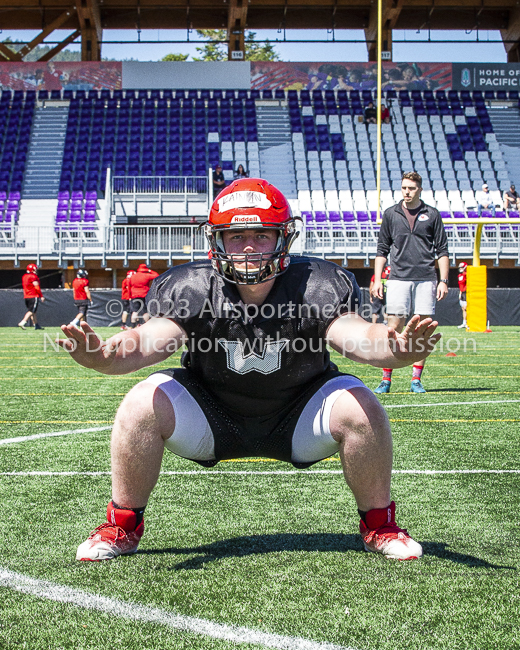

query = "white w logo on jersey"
218;339;289;375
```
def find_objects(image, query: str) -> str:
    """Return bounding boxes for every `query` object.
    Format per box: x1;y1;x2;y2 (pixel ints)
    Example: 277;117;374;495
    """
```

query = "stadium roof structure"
1;0;520;62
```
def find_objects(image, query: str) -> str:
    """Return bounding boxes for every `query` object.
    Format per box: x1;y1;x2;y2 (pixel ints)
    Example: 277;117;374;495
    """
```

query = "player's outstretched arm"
56;317;187;375
327;313;441;368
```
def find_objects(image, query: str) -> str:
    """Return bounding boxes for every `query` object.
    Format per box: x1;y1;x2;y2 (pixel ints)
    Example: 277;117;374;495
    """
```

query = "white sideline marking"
0;567;356;650
1;469;519;476
0;426;112;446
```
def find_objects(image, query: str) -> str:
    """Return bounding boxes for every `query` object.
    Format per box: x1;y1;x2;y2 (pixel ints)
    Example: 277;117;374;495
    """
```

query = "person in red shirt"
18;263;45;330
381;104;391;124
128;263;159;327
70;269;92;327
120;270;136;330
457;262;467;329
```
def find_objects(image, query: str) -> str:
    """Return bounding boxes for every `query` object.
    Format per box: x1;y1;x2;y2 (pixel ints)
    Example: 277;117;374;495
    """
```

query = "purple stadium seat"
70;210;82;223
83;210;96;222
302;212;313;227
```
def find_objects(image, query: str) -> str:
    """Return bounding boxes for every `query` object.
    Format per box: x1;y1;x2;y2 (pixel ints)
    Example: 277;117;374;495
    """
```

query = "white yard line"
0;426;112;446
0;567;356;650
1;469;519;476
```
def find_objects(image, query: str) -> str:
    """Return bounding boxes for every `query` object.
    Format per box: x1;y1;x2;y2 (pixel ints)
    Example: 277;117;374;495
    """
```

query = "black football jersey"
146;257;360;417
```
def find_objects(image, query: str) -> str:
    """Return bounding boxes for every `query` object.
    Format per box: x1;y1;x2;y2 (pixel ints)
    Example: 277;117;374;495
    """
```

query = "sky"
0;28;508;63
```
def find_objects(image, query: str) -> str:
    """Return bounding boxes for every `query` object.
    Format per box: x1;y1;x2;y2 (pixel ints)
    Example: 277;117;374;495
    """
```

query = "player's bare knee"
331;387;390;441
115;381;175;439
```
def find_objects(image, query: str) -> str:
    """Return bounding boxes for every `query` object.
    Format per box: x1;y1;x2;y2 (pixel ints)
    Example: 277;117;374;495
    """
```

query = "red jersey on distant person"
128;264;159;299
458;271;467;292
121;277;130;301
73;277;89;301
22;272;42;299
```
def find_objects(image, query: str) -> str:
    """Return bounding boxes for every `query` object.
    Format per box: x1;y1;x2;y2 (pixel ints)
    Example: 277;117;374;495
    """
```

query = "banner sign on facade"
452;63;520;91
250;61;452;92
0;62;122;91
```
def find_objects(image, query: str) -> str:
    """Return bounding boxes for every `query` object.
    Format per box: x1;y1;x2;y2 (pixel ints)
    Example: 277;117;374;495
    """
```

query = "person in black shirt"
503;184;520;213
212;164;226;198
234;163;248;179
364;101;377;124
371;171;449;394
59;178;440;563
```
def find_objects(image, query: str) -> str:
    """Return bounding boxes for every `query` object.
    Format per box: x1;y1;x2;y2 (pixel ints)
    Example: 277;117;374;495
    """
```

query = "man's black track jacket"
376;200;449;281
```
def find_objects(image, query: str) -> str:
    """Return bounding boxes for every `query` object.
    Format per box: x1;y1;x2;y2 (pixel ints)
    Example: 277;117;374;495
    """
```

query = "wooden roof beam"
365;0;403;61
14;7;76;60
37;29;81;61
227;0;248;60
501;8;520;62
76;0;103;60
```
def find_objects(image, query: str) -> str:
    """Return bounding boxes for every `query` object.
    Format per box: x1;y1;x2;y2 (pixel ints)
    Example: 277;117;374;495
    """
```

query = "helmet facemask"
205;221;297;285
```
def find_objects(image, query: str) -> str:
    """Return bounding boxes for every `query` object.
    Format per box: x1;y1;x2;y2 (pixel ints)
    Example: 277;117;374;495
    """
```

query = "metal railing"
0;224;519;265
111;173;211;219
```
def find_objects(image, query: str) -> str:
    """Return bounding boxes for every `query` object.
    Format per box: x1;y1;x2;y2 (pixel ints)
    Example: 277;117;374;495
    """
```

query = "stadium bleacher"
0;90;34;227
1;86;520;252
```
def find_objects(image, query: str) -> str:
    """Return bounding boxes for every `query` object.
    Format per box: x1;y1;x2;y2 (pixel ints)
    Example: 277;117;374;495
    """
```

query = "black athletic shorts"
153;365;346;469
74;300;90;317
24;298;39;313
132;298;147;315
460;291;466;302
122;299;131;312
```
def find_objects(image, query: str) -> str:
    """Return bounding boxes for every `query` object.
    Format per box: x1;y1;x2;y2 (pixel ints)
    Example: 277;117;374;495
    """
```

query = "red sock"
107;501;145;532
412;365;423;381
382;368;393;382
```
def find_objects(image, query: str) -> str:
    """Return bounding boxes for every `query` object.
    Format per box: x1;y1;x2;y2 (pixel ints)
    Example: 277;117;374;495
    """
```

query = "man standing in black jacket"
371;171;449;393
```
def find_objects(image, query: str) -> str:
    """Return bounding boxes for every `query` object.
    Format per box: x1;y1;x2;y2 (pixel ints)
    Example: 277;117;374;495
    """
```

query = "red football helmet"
126;270;136;277
205;178;298;284
458;262;468;271
27;264;38;274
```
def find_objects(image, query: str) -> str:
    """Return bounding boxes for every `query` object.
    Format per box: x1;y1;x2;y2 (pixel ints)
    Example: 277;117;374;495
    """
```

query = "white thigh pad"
291;375;367;463
144;373;215;461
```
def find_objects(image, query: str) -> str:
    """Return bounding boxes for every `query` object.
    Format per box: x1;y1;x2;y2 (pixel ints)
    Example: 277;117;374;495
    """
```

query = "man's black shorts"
24;298;39;313
152;366;347;469
74;300;90;317
132;298;147;315
122;299;131;313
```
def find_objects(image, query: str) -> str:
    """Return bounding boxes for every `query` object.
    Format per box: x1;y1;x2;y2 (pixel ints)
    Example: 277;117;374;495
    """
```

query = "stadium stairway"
18;199;58;228
487;106;520;188
22;104;68;199
256;101;297;197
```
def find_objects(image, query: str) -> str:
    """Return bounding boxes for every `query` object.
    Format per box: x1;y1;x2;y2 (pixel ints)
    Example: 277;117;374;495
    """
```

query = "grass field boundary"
0;567;357;650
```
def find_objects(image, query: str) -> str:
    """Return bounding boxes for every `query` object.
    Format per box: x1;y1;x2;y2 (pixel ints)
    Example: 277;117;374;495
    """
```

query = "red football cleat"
360;501;423;560
76;502;144;561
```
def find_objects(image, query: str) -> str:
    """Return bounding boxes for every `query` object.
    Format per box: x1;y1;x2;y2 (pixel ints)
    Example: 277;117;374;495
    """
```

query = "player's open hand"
57;321;121;372
387;315;441;364
370;279;384;300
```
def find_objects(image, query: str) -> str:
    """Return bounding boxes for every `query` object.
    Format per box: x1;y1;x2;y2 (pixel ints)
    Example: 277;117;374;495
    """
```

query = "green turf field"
0;326;519;650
